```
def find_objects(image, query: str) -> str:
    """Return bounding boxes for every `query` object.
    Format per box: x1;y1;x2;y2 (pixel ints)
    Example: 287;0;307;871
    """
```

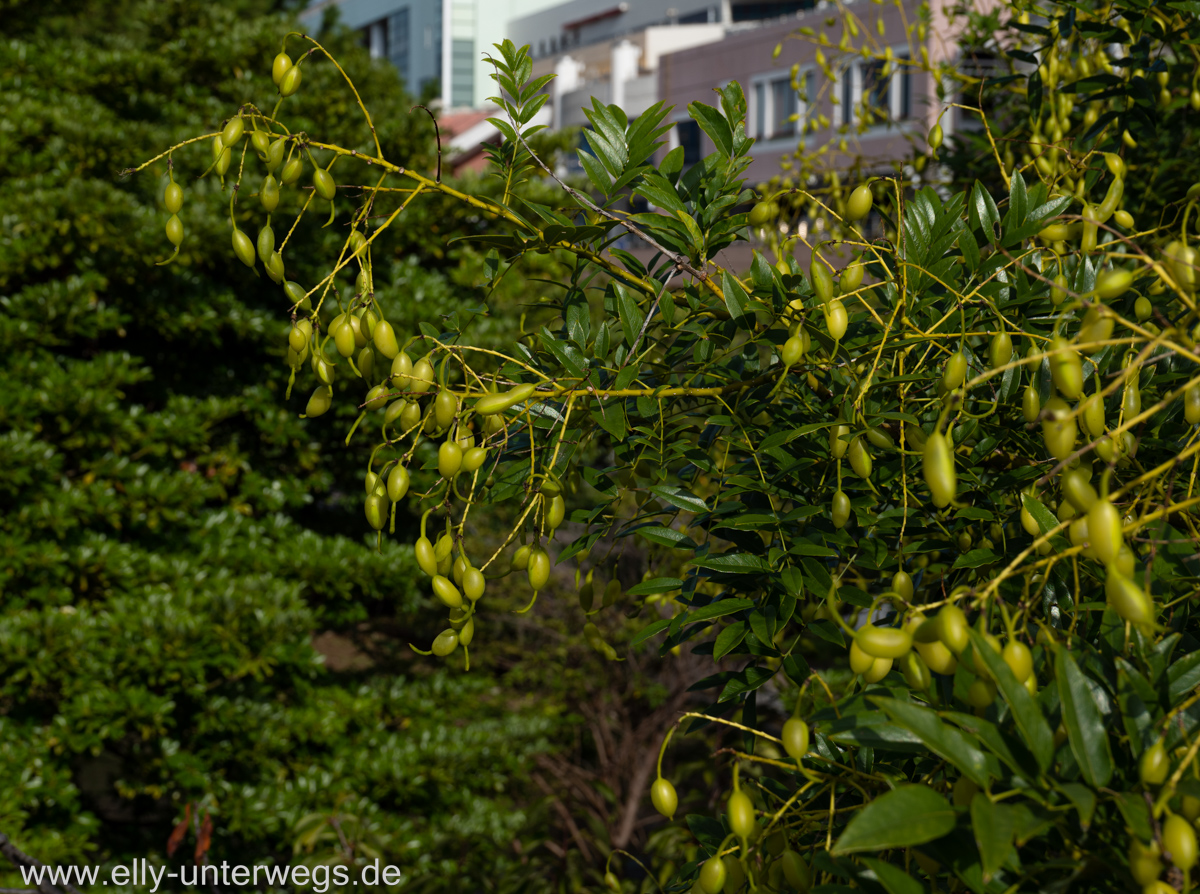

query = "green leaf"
952;548;999;569
831;785;956;854
630;618;672;647
721;270;751;322
647;485;708;514
690;598;756;622
1056;782;1096;828
1054;646;1113;787
714;621;748;659
1020;493;1059;536
872;698;993;788
634;526;698;549
691;553;770;573
688;101;733;156
969;795;1014;882
718;665;776;702
626;577;683;596
966;630;1054;771
860;858;928;894
615;284;645;346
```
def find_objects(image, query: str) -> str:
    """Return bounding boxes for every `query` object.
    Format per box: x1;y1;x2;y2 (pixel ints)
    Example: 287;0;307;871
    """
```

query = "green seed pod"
922;432;956;508
280;156;303;186
215;146;232;177
305;385;332;418
846;183;873;221
165;215;183;247
1095;268;1132;300
399;401;423;431
728;790;756;839
164;182;183;214
266;137;286;171
387;465;410;502
545;494;566;531
527;546;551;590
279;63;302;97
313;168;336;201
333;321;356;359
1105;565;1153;627
928;123;944;149
284;281;310;311
474;383;536;415
462;446;487;473
231;228;256;267
1061;467;1097;513
989;331;1013;369
781;850;811;892
221;116;244;147
829;423;850;459
901;650;932;689
432;575;463;609
1022;384;1041;423
942;351;968;390
810;255;834;305
272;52;292;86
1088;497;1122;566
1050;337;1083;399
847;436;872;478
373;320;400;358
266;251;285;284
1041;397;1077;461
781;335;804;366
651;777;677;819
251;130;270;158
288;321;310;353
431;628;459;657
261;174;280;213
831;490;851;528
434;390;458;430
892;569;913;600
364;384;388;412
824;299;847;339
414;537;437;576
1186;383;1200;424
257;223;275;265
409;358;435;394
463;567;485;602
364;492;386;530
438;440;463;479
699;856;727;894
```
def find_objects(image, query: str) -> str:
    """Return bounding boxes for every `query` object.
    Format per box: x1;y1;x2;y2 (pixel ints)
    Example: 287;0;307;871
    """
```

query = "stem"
656;724;677;778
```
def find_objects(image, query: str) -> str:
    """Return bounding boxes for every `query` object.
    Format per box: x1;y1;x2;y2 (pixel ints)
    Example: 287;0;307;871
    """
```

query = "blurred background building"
303;0;960;181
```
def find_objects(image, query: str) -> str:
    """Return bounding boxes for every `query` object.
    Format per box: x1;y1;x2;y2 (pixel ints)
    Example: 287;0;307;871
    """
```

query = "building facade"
301;0;567;111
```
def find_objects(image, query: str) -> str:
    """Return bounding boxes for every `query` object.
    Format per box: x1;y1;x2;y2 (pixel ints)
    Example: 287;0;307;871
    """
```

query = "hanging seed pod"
256;223;275;265
831;490;851;528
266;251;285;284
824;299;847;339
1022;384;1041;423
846;183;873;221
221;115;245;147
373;320;400;358
251;130;270;158
313;168;336;201
164;181;183;214
922;432;956;508
847;436;872;478
942;351;968;390
231;228;256;268
272;52;293;86
266;137;286;171
279;63;302;97
810;254;834;304
281;157;303;186
261;174;280;212
305;386;332;418
1041;397;1077;460
438;440;463;479
165;215;183;247
284;281;310;311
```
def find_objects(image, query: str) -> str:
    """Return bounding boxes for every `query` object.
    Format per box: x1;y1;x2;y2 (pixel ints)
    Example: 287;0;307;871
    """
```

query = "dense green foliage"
0;2;581;889
151;8;1200;893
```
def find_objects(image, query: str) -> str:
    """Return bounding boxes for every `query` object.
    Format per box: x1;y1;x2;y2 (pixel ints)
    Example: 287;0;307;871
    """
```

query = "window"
677;120;702;166
858;56;912;125
452;39;474;107
752;71;812;140
841;65;855;125
362;18;388;60
389;9;410;85
771;78;797;137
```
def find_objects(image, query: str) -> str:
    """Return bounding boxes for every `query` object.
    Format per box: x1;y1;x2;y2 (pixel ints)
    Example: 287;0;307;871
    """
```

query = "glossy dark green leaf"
831;785;956;854
860;857;928;894
970;794;1014;882
967;629;1054;771
1054;646;1113;787
873;698;993;787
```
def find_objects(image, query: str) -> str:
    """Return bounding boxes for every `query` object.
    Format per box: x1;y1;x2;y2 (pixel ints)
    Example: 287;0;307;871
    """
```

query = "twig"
0;831;76;894
411;104;442;183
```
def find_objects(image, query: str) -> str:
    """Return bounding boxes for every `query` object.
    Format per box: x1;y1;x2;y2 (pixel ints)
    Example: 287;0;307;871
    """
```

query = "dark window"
362;19;388;60
861;59;888;122
452;39;473;107
677;120;702;166
771;77;796;137
732;1;814;23
679;9;711;23
755;81;766;138
841;66;854;125
389;9;410;86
